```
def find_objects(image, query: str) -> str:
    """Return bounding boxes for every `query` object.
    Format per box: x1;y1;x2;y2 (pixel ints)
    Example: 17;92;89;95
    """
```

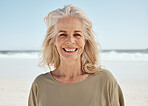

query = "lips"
63;48;78;52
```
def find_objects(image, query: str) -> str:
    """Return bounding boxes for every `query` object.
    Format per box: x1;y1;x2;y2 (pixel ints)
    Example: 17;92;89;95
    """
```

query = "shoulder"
96;69;125;105
95;68;117;83
32;72;50;85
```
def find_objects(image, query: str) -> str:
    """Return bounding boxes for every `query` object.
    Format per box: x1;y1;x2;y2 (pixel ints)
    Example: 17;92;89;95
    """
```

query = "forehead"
57;17;82;31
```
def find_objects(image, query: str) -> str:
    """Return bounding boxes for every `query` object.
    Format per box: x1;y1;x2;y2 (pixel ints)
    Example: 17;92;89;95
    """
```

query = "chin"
62;56;80;61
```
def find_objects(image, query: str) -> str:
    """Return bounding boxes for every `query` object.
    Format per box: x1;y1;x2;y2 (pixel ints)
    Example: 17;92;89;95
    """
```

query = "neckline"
48;71;93;86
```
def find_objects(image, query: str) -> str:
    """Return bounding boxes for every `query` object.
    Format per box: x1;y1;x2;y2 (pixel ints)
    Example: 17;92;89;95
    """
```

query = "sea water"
0;49;148;81
0;49;148;61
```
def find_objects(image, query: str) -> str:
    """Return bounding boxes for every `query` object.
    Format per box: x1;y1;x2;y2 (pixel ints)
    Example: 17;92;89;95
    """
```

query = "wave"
0;50;148;61
100;51;148;61
0;52;39;59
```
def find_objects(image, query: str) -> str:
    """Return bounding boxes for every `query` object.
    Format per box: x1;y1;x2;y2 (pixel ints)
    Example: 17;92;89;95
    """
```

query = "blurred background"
0;0;148;106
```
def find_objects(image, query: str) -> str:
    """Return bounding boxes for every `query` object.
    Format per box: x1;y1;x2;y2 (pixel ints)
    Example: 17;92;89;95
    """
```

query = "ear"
84;39;87;44
53;38;56;46
54;41;56;46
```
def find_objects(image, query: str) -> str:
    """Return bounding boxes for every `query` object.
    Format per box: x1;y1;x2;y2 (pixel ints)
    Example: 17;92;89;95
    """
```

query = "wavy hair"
38;4;102;74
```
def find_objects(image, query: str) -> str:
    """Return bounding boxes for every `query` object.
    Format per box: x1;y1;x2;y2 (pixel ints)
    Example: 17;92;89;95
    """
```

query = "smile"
63;48;78;52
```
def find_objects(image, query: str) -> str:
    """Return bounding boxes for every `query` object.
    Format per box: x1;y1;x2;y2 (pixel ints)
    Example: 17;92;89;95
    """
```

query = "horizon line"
0;48;148;52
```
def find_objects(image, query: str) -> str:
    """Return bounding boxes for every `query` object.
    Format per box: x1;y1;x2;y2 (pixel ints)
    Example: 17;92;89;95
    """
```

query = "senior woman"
28;4;124;106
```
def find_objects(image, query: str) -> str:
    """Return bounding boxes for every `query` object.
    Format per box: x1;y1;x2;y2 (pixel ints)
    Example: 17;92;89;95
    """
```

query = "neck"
53;58;83;78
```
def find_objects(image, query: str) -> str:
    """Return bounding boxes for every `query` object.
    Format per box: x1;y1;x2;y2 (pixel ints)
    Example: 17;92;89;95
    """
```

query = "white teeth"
64;48;77;52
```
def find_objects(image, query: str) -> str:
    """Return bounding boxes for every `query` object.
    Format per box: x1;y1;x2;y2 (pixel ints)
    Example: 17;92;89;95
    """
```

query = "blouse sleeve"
28;81;38;106
109;81;125;106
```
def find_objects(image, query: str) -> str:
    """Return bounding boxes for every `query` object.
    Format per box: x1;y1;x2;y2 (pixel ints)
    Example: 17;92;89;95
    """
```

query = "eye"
59;34;67;36
73;34;81;36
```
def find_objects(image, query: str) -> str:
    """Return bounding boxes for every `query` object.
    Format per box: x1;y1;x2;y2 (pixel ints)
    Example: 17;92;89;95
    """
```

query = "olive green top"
28;68;124;106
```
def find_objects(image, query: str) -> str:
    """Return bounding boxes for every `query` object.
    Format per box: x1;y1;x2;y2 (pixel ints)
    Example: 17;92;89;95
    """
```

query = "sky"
0;0;148;50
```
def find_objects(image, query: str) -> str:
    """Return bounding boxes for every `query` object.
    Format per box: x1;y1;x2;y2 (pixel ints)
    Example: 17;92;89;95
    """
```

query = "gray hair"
38;4;102;74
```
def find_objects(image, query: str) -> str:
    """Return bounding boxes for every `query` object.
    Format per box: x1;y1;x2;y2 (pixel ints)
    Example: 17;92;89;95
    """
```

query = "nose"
66;35;75;44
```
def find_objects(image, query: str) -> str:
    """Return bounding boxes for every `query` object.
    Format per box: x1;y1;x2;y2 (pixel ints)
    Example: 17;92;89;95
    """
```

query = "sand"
0;58;148;106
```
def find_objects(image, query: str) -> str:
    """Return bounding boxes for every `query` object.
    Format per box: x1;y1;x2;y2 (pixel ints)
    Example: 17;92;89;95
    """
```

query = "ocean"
0;49;148;81
0;49;148;61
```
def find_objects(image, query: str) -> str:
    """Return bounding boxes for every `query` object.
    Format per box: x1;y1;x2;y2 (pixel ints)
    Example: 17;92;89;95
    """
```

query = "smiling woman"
54;17;86;63
38;5;101;74
28;4;124;106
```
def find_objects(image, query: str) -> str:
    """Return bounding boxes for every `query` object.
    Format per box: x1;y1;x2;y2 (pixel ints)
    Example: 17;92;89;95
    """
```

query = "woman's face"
54;17;86;61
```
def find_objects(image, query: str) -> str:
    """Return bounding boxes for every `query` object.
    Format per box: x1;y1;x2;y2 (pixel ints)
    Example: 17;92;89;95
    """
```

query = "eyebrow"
58;30;82;33
58;30;67;33
74;30;82;33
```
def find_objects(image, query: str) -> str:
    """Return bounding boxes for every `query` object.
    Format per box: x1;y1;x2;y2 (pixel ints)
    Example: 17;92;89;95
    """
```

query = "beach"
0;52;148;106
102;60;148;106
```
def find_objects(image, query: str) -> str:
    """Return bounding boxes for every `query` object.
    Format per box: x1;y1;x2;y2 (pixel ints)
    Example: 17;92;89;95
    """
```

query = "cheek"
79;40;86;48
54;38;63;47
